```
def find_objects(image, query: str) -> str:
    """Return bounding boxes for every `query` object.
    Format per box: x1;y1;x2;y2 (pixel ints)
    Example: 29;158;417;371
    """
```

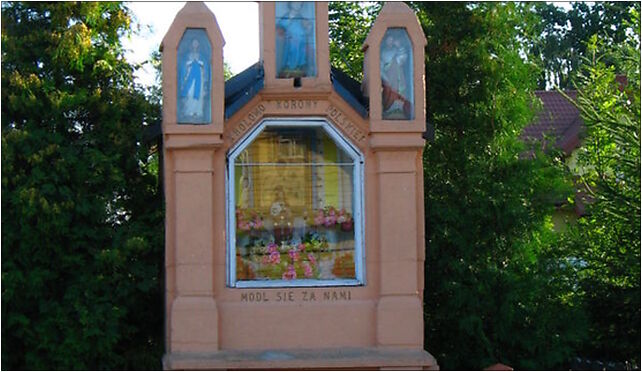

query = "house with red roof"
525;90;583;156
523;90;587;225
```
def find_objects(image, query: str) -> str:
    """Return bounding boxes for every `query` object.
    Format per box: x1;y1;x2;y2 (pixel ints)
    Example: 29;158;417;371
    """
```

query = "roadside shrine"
161;2;438;369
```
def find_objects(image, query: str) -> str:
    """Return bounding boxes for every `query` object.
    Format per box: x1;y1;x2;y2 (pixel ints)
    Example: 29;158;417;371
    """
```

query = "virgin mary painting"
177;29;211;124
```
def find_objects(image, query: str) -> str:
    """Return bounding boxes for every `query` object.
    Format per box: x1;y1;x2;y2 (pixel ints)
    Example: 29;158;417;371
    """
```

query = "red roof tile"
523;90;584;155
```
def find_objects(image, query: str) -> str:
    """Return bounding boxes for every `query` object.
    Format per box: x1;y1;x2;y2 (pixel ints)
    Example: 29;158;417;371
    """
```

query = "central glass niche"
227;121;364;288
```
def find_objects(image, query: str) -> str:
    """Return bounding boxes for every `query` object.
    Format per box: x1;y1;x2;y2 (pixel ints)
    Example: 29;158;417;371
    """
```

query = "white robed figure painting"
177;29;211;124
380;28;413;120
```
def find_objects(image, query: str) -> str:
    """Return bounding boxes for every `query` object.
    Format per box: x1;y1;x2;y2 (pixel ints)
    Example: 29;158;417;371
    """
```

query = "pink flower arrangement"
313;210;325;226
282;265;297;280
311;207;353;230
307;253;316;266
260;244;280;264
268;251;281;264
267;242;278;253
303;262;314;278
236;208;264;232
288;248;300;262
323;207;337;226
252;241;321;280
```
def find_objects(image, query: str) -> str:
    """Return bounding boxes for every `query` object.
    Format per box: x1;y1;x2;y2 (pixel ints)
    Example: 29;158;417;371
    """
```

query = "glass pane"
380;28;413;120
177;29;211;124
275;2;317;78
234;127;356;282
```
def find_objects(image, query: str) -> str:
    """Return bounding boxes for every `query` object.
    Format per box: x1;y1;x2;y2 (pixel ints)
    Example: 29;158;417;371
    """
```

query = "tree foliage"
223;61;234;81
415;3;586;369
1;2;164;369
527;2;638;89
561;7;641;366
329;1;381;80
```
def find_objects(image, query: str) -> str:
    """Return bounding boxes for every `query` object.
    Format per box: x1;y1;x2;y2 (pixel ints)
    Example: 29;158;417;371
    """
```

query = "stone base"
163;347;439;370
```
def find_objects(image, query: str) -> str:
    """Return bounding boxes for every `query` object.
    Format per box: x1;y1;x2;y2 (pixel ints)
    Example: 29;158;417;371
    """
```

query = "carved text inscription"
227;100;368;147
326;105;367;144
229;103;266;142
275;99;318;110
240;289;352;303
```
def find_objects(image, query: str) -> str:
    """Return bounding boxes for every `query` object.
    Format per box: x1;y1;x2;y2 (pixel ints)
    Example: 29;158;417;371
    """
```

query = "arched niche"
177;28;212;124
160;1;225;134
380;28;414;120
259;2;331;90
362;2;426;132
226;119;365;288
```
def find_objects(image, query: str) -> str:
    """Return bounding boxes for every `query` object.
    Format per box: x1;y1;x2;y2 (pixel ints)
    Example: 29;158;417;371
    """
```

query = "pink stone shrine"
161;2;438;369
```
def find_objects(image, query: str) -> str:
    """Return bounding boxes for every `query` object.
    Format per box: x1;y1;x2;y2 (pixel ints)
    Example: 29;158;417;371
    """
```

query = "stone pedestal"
164;347;437;370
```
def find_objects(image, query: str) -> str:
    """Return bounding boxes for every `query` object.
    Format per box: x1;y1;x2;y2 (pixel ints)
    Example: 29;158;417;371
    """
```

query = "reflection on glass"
177;29;211;124
380;28;413;120
234;127;356;281
275;2;316;78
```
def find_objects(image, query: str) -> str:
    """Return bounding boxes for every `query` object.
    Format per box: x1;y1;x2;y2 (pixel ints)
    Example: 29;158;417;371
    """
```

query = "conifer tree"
562;8;641;366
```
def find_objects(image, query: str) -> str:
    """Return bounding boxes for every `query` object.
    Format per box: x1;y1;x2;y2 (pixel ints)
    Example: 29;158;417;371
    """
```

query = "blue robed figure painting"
275;2;316;78
177;29;211;124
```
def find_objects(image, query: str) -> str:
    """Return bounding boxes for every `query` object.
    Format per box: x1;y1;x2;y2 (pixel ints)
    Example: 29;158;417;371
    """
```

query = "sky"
123;2;259;87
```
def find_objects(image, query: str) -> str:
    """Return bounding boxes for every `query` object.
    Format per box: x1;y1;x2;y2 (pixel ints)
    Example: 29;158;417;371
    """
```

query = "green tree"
416;3;586;369
1;2;164;369
527;2;638;89
329;1;381;80
561;8;641;366
224;61;234;81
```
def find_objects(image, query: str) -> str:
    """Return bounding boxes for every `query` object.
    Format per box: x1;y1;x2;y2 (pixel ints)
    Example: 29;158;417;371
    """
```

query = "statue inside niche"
275;2;316;78
380;28;413;120
177;29;211;124
270;185;293;244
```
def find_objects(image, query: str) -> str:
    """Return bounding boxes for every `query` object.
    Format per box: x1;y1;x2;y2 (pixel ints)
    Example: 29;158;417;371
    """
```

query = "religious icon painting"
229;123;363;286
380;28;414;120
177;28;212;124
275;2;317;79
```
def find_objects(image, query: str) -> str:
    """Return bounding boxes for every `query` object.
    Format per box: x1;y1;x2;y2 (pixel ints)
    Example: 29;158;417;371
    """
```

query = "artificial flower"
282;265;297;280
